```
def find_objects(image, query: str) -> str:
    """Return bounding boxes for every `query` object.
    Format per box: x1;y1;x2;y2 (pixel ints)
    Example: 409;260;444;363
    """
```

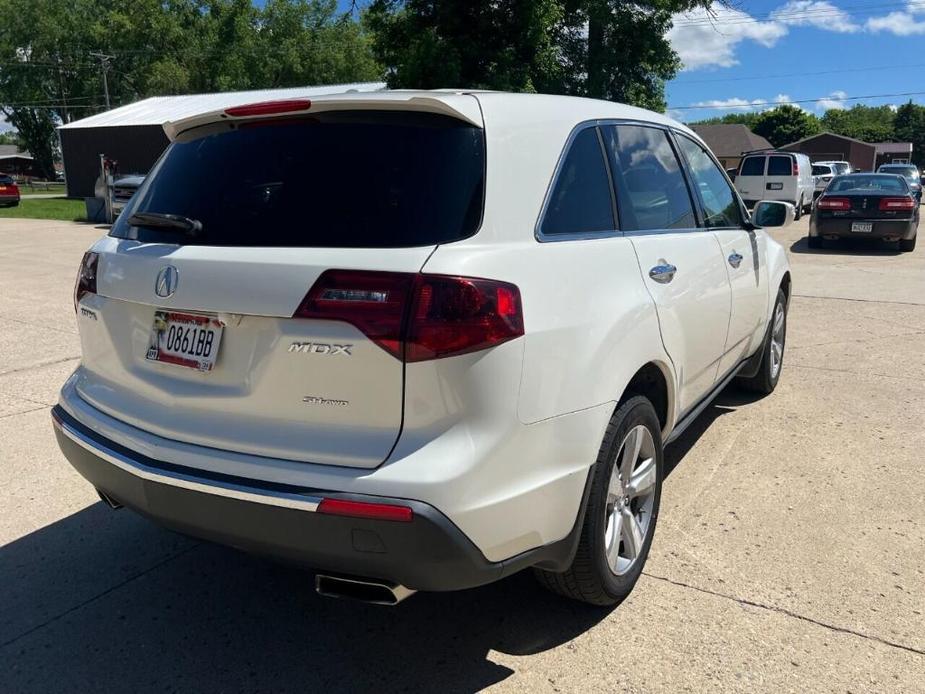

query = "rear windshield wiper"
127;211;202;235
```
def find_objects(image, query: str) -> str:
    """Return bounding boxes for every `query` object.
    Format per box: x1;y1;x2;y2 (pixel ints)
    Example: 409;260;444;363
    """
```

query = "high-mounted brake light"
317;498;413;523
74;251;99;312
224;99;312;118
294;271;525;362
879;197;916;211
817;197;851;211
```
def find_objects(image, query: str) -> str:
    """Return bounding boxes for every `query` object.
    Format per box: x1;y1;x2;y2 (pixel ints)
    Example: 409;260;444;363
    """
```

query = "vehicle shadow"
0;503;611;693
788;236;903;256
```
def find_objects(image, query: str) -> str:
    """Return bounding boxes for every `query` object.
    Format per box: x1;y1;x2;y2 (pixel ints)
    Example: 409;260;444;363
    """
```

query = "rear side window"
540;127;616;236
604;125;695;231
812;165;832;176
768;156;793;176
111;111;485;248
676;135;743;229
739;157;765;176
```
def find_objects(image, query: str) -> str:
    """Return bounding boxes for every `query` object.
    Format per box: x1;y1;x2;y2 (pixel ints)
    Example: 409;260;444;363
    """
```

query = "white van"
735;151;815;219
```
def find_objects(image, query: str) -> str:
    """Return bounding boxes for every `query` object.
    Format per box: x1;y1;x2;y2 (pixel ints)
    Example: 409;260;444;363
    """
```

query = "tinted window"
768;156;793;176
739;156;765;176
676;135;743;229
833;163;851;176
830;175;907;193
879;166;918;182
111;111;485;248
812;165;833;176
604;125;695;231
541;127;615;236
0;175;13;185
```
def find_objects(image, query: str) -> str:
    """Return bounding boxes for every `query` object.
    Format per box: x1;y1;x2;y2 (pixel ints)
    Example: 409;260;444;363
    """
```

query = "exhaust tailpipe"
97;489;123;510
315;574;416;606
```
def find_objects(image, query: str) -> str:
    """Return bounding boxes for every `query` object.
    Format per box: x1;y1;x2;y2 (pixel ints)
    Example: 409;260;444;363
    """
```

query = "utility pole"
55;54;70;123
89;51;114;110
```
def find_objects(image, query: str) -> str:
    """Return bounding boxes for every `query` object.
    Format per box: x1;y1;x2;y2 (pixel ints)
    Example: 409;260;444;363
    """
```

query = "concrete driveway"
1;218;923;692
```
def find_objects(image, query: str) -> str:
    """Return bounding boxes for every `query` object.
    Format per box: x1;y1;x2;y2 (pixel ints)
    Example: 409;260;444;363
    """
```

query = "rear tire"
794;196;803;221
738;288;788;395
900;235;916;252
534;395;663;606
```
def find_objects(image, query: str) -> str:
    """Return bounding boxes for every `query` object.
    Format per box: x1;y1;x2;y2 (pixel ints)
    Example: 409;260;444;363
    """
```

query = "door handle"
649;263;677;284
728;252;744;269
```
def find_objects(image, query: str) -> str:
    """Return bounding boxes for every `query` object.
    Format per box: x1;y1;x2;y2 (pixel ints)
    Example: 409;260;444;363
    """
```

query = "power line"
674;62;925;84
669;90;925;111
672;0;925;27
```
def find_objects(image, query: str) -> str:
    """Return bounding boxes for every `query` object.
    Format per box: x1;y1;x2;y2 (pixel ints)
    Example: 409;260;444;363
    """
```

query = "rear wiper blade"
128;211;202;235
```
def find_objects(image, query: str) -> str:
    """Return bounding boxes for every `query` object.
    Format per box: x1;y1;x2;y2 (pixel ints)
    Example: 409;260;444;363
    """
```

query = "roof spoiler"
162;92;484;141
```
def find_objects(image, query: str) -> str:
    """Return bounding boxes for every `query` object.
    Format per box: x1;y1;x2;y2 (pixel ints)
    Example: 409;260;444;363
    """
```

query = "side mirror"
752;200;795;229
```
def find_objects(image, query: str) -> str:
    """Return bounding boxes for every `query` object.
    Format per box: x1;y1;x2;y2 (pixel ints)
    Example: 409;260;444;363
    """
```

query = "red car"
0;174;20;207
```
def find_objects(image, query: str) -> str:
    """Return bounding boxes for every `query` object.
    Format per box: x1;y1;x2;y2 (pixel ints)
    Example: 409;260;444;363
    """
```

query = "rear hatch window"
111;111;485;248
739;157;765;176
767;156;793;176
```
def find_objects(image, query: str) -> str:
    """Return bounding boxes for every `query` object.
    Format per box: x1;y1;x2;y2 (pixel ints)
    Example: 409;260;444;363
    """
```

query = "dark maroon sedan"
809;174;919;252
0;174;20;207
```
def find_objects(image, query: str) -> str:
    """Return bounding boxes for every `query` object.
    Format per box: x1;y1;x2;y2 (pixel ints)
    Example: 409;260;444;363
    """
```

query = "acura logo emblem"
155;266;179;298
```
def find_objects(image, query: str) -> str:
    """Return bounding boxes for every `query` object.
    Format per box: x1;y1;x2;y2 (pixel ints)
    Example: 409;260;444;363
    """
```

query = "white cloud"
866;0;925;35
817;90;849;111
668;6;787;70
771;1;860;33
692;93;795;112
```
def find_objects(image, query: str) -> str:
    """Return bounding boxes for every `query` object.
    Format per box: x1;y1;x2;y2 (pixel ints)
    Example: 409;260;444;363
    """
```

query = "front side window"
603;125;695;231
540;127;616;236
676;135;744;229
768;156;793;176
739;156;765;176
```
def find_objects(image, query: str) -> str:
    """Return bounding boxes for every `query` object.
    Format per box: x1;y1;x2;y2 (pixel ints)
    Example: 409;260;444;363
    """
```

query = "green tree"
367;0;721;111
690;112;760;129
751;105;820;148
893;101;925;168
820;105;895;143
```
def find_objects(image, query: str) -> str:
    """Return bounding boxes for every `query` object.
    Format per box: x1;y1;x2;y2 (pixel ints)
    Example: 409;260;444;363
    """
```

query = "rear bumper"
810;217;917;240
52;405;586;591
0;194;19;204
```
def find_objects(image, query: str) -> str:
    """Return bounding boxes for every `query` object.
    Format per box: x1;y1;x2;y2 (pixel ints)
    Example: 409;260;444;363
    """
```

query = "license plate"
851;222;873;233
767;182;784;190
146;311;224;371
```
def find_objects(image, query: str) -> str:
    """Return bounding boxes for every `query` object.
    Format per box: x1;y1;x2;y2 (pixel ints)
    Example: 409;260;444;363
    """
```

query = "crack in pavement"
789;363;925;383
787;329;925;351
793;294;925;308
0;404;50;420
0;313;78;335
643;572;925;657
0;542;201;651
0;355;80;378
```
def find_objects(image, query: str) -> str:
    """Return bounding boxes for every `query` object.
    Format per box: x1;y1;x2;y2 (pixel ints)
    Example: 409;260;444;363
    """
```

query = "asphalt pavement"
1;217;923;693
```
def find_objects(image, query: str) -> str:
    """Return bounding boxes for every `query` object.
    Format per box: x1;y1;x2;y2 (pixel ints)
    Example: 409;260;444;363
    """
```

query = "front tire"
738;288;788;395
534;395;663;606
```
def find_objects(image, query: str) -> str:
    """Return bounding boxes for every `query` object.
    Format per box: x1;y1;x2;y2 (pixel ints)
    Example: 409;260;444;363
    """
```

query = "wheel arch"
620;361;675;437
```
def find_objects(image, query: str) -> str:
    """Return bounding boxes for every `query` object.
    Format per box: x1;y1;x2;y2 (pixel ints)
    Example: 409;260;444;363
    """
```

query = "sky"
4;0;923;134
666;0;925;121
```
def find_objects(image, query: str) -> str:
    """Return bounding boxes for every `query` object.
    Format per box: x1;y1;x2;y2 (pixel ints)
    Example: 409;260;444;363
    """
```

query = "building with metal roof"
58;82;385;198
689;124;773;171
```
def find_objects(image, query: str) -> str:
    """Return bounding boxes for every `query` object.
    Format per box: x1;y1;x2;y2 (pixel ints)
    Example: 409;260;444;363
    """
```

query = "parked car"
876;163;922;203
812;163;837;199
111;174;145;217
734;150;814;220
726;167;738;181
815;160;851;177
809;173;918;252
54;92;793;607
0;174;20;207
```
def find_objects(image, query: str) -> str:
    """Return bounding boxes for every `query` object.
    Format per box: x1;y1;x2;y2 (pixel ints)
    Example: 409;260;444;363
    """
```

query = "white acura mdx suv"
55;91;792;606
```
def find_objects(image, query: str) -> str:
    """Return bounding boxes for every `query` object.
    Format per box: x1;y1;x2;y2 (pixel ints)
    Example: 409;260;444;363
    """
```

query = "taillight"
406;275;524;362
74;251;99;312
294;271;525;362
294;270;414;359
879;197;916;211
817;197;851;211
317;498;413;523
792;159;798;176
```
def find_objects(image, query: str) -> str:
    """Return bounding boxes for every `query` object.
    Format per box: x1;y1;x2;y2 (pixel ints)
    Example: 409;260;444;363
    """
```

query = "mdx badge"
289;342;353;356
